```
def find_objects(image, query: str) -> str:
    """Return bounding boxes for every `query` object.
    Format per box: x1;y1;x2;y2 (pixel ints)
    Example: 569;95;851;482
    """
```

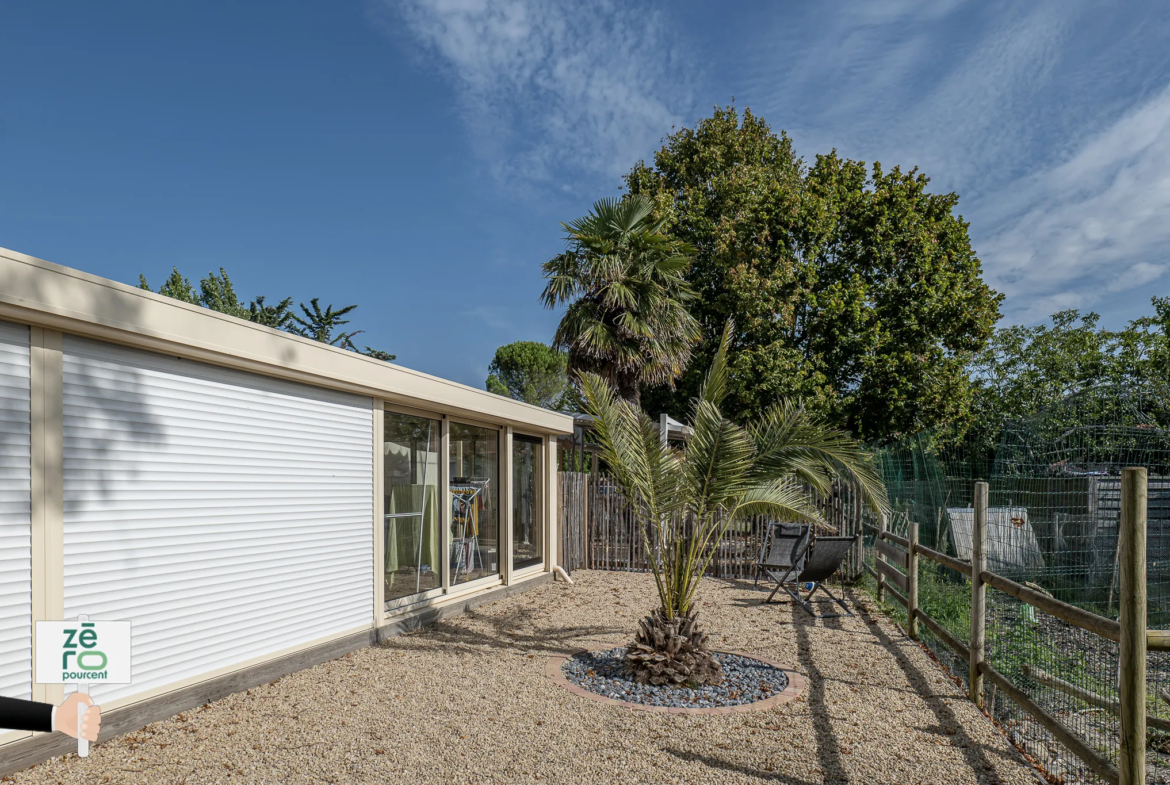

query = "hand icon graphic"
54;693;101;742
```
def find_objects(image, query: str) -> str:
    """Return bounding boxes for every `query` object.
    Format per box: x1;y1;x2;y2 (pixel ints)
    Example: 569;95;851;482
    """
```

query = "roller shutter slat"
0;321;31;702
63;336;373;704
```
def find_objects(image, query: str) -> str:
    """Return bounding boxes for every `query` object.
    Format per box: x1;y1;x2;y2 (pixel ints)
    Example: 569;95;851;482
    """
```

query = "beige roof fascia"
0;246;574;435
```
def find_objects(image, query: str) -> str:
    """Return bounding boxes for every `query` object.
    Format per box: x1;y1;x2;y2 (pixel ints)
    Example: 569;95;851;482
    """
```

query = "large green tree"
541;195;700;407
626;106;1002;440
485;341;574;410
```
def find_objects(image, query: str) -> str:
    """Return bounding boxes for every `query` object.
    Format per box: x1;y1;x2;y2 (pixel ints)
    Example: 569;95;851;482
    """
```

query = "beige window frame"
509;429;548;579
381;404;448;616
447;419;502;588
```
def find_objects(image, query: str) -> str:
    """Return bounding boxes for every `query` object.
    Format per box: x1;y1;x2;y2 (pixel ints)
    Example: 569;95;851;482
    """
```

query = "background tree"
291;299;361;348
197;268;249;320
141;268;199;305
361;348;398;362
485;341;574;410
958;305;1170;469
248;295;295;330
626;106;1002;440
139;269;394;361
541;195;700;408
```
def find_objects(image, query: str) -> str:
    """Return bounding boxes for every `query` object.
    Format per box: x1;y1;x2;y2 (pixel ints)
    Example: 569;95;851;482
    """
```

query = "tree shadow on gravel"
379;606;625;656
849;592;1031;783
664;748;822;785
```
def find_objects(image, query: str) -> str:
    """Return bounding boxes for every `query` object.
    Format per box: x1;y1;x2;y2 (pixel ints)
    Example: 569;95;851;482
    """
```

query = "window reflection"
384;410;441;604
512;435;544;570
449;423;499;584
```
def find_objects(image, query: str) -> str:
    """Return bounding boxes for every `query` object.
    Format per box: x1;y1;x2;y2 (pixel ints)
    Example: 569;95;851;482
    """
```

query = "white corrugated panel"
62;337;373;704
0;321;31;703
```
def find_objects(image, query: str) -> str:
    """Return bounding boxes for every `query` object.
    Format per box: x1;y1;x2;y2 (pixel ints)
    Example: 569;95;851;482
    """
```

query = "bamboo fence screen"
558;469;868;580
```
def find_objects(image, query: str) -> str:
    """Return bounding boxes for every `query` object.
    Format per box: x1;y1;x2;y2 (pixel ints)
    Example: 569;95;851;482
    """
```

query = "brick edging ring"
545;645;806;715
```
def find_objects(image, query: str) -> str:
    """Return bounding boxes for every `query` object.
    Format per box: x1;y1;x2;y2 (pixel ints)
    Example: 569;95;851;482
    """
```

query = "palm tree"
542;195;700;407
580;323;887;687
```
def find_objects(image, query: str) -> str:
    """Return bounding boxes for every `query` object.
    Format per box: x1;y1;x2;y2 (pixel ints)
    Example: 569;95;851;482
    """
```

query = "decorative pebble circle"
559;647;790;710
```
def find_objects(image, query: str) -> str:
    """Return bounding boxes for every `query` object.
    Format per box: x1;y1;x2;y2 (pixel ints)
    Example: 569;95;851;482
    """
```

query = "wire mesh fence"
872;385;1170;784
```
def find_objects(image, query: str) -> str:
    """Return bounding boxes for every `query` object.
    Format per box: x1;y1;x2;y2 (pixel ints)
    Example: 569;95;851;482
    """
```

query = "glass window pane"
384;409;441;605
449;423;499;584
512;435;544;570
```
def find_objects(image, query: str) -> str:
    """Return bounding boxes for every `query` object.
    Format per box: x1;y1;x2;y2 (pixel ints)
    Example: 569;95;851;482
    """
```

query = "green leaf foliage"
582;322;888;620
291;298;361;348
626;106;1002;441
247;295;296;330
542;195;701;407
361;347;397;363
198;268;249;320
485;340;573;410
156;268;200;305
959;304;1170;468
136;268;393;359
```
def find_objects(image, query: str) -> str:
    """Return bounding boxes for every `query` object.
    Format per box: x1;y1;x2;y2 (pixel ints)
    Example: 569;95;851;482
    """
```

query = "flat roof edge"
0;246;574;434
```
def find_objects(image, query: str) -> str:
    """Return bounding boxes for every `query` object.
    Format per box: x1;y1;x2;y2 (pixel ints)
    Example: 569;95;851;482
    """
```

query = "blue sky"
2;2;1169;387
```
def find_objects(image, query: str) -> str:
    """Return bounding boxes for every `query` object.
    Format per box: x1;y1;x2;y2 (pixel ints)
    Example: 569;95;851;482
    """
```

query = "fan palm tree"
580;323;888;686
542;195;700;407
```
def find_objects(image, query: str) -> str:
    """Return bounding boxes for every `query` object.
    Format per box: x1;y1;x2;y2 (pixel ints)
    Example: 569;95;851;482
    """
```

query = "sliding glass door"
449;422;500;585
512;435;544;571
384;409;441;606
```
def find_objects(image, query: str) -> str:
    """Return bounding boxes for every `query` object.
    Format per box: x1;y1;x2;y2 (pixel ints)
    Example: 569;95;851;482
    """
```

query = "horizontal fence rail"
862;474;1160;785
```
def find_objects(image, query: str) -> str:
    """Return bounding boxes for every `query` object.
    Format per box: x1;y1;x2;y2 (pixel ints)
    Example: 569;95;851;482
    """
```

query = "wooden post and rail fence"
864;469;1155;785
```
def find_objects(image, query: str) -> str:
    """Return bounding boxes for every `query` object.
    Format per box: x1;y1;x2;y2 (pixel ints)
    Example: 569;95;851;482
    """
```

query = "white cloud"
734;0;1170;324
979;81;1170;320
376;0;693;187
1107;263;1167;294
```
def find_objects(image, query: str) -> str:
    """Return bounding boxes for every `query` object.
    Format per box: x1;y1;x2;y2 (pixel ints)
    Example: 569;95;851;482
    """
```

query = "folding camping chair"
759;528;860;618
754;523;810;590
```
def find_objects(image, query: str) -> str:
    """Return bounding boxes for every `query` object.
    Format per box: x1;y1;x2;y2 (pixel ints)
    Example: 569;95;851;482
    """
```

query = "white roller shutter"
62;337;373;704
0;322;31;704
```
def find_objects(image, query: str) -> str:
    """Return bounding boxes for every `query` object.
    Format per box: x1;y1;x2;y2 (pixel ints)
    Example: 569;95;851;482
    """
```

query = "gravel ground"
8;571;1041;785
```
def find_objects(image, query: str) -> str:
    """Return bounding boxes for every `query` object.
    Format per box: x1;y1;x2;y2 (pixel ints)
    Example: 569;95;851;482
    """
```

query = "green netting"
871;381;1170;784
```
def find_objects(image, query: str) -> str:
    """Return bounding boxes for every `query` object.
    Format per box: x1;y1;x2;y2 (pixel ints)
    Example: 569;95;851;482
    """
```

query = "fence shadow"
851;592;1030;783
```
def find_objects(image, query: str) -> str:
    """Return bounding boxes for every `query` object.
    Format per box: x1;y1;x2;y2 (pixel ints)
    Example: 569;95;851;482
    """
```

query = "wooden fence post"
908;519;919;640
877;513;887;603
1119;467;1148;785
971;481;988;709
588;453;598;569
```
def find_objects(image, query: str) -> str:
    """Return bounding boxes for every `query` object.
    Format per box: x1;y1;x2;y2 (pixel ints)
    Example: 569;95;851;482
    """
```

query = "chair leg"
785;584;816;616
762;567;800;604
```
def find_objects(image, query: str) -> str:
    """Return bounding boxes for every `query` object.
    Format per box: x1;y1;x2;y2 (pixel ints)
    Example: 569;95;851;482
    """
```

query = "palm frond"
732;480;826;528
698;321;734;408
683;399;754;520
750;400;889;515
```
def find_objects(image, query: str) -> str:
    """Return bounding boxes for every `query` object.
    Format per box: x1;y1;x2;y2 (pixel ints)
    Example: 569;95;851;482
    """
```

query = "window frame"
510;430;547;575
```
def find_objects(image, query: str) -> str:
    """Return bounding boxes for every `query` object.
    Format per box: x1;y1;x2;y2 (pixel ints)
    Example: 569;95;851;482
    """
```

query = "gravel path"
8;571;1040;785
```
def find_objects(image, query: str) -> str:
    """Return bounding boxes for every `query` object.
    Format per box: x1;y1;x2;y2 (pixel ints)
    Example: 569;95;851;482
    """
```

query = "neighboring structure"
0;246;573;764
